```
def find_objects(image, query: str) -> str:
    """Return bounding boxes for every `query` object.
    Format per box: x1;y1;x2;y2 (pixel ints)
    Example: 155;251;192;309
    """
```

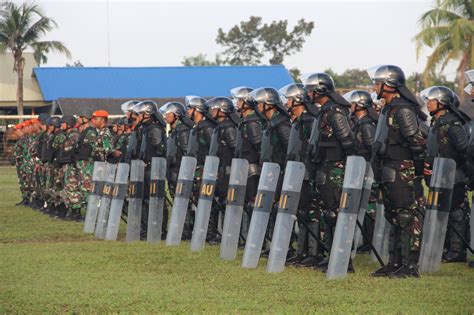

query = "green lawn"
1;166;473;313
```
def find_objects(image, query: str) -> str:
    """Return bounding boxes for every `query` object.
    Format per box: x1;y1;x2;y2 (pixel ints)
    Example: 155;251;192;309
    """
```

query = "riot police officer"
279;83;322;267
421;86;470;263
137;101;167;238
160;102;195;239
206;97;240;243
230;86;262;239
345;90;379;252
368;65;427;278
301;72;355;271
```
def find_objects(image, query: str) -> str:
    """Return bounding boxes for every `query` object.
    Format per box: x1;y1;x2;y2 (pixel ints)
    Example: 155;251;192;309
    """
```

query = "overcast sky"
18;0;457;79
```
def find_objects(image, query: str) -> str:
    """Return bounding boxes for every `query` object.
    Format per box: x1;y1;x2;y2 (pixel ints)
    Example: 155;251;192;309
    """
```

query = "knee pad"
449;207;465;223
395;210;413;229
324;209;337;226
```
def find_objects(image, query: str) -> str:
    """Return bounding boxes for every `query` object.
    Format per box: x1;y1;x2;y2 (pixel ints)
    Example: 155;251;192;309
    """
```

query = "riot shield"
267;161;305;273
166;156;197;246
373;110;388;155
419;157;456;273
84;161;107;233
327;156;366;280
351;163;374;259
371;191;390;264
241;162;280;269
125;160;145;242
147;157;167;243
95;163;118;239
219;158;249;260
105;163;130;241
190;156;220;251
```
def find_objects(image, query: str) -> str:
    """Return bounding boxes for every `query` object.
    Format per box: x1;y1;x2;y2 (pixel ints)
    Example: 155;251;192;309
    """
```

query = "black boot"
443;212;467;262
296;255;322;267
389;264;420;278
16;197;29;206
371;224;401;277
389;221;420;279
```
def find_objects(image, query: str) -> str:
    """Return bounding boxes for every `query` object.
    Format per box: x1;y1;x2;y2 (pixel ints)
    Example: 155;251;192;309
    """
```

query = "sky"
11;0;458;79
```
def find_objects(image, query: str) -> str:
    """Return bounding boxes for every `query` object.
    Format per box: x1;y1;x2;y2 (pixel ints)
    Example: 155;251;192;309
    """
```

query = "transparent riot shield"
84;162;107;233
105;163;130;241
95;163;118;239
351;163;374;259
125;160;145;242
166;156;197;246
190;156;219;251
267;161;305;273
327;156;366;280
242;162;280;269
219;158;249;260
419;157;456;273
147;157;167;243
371;190;390;264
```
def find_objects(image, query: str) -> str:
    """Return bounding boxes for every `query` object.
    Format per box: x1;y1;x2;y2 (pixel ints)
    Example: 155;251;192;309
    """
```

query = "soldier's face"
427;99;439;113
164;113;175;125
210;108;219;118
257;102;265;113
187;108;194;118
373;82;382;96
60;122;67;130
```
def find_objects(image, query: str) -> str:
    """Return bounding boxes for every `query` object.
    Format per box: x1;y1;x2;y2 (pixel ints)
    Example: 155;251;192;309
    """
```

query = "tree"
414;0;474;96
323;68;372;89
181;53;222;66
406;72;455;91
66;60;84;67
216;16;314;65
0;2;71;117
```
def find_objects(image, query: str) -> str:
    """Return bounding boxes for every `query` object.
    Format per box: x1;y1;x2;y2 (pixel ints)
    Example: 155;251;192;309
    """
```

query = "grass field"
1;166;473;313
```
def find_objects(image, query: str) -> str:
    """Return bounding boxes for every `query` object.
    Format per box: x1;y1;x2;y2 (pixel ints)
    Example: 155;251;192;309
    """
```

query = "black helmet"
48;116;61;128
120;100;141;114
420;86;457;109
249;87;283;105
117;117;128;125
160;102;187;118
300;73;335;95
60;115;76;128
343;90;374;108
230;86;254;101
77;108;94;119
38;113;50;124
367;65;406;87
206;97;235;114
185;96;207;112
279;83;307;104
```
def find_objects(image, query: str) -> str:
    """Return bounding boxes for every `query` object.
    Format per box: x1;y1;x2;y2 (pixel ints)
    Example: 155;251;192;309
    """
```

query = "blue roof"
33;65;294;101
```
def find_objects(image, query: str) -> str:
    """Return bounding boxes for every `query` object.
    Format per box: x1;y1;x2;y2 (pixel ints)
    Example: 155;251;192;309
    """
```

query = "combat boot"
388;264;420;278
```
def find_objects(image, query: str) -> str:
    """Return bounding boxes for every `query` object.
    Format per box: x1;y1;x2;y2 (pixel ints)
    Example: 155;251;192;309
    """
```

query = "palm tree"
0;2;71;117
414;0;473;96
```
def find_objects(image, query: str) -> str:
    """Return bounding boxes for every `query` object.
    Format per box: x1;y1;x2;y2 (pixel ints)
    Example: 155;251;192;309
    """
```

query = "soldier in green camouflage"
13;123;28;205
50;117;67;217
57;115;82;220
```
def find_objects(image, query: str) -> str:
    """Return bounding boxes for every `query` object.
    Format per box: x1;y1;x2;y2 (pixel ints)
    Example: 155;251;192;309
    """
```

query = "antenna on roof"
106;0;111;67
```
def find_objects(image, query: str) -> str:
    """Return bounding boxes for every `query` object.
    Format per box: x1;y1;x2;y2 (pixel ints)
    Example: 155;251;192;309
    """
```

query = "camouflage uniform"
58;129;81;217
14;135;28;200
51;130;67;208
76;127;113;213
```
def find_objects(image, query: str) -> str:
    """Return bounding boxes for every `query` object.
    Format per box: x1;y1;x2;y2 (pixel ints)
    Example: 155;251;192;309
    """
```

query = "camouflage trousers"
51;164;64;207
43;162;54;205
314;161;346;248
18;160;34;199
76;160;94;212
60;163;82;214
380;159;422;254
32;160;46;201
15;160;27;199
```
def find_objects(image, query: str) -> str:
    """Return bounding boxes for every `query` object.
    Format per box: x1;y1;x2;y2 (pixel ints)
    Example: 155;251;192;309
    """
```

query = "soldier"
50;116;68;217
301;73;355;272
368;65;427;278
41;117;60;214
13;122;28;205
31;114;50;210
421;86;470;263
76;110;114;217
136;102;167;238
230;87;262;240
57;115;82;220
464;70;474;268
206;97;240;244
250;87;291;251
109;117;130;164
185;96;218;242
160;102;194;239
278;83;321;267
344;90;379;252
